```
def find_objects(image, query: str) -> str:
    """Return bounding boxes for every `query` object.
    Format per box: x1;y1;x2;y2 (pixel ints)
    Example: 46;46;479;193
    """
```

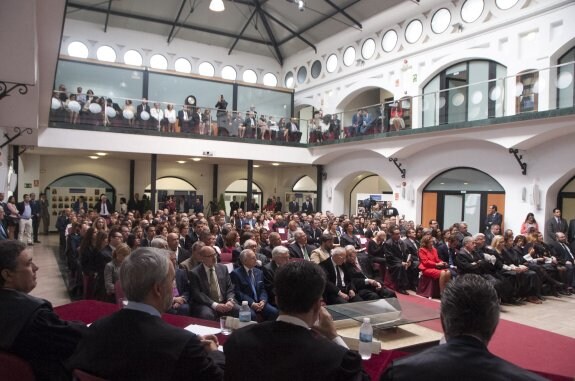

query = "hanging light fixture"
209;0;225;12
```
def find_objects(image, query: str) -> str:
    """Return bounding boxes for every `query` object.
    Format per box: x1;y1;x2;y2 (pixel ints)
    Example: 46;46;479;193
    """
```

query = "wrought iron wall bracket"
1;127;33;149
509;148;527;175
0;81;29;101
388;157;406;178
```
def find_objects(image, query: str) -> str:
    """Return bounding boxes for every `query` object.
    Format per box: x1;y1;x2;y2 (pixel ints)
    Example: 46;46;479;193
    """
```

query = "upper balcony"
46;57;575;154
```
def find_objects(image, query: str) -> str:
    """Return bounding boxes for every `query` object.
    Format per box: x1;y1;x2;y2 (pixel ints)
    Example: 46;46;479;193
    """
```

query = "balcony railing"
49;62;575;145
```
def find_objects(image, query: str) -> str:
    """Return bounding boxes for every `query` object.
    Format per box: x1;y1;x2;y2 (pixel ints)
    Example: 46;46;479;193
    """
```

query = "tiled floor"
29;234;575;339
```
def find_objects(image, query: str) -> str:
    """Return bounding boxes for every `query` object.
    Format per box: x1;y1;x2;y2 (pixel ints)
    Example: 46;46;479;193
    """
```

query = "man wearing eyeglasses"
189;246;239;320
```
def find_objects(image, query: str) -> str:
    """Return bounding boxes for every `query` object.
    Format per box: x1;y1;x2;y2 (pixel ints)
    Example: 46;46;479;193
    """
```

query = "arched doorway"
144;176;197;212
349;174;393;217
45;173;116;230
422;167;505;234
224;179;263;214
558;177;575;222
285;175;317;212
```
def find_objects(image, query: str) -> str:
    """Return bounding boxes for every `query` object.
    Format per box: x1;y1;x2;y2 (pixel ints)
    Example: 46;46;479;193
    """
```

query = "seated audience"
67;247;224;380
224;260;369;381
288;229;315;260
380;274;547;381
103;242;131;301
0;240;84;381
262;246;291;307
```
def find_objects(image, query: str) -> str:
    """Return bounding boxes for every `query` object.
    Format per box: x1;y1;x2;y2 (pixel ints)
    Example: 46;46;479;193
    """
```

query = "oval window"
405;19;423;44
96;46;116;62
198;62;215;77
381;30;398;52
243;69;257;83
174;58;192;73
361;38;376;59
68;41;89;58
263;73;277;87
343;46;356;66
461;0;484;23
221;65;237;80
431;8;451;34
124;50;143;66
311;60;322;78
297;66;307;84
326;54;338;73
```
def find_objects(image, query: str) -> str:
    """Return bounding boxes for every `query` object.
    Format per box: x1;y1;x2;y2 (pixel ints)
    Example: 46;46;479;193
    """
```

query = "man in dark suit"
302;196;314;214
344;246;396;300
319;247;363;304
229;196;240;216
189;246;239;320
288;230;315;260
167;232;191;265
262;246;291;307
484;204;502;235
230;249;278;321
94;194;113;218
177;104;192;133
380;274;546;381
568;218;575;244
0;209;8;240
136;97;151;129
550;232;574;291
67;247;224;380
274;196;283;212
288;197;299;213
304;218;322;248
72;196;88;214
545;208;568;244
0;241;85;381
384;228;416;294
224;260;369;381
286;117;301;142
243;111;257;138
30;193;41;243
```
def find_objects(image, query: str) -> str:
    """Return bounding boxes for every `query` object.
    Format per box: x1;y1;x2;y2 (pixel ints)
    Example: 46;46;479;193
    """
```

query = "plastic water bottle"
358;317;373;360
239;301;251;327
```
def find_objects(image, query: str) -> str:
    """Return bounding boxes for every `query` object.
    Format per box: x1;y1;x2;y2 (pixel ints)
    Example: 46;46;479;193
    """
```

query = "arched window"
422;60;506;127
144;177;197;211
292;175;317;192
45;173;116;218
557;47;575;109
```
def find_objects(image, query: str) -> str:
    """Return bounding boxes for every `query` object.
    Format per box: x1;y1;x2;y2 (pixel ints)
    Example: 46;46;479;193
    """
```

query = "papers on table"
184;324;221;336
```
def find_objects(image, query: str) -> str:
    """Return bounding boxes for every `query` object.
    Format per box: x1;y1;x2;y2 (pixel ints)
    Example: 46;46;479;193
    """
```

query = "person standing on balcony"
215;95;228;133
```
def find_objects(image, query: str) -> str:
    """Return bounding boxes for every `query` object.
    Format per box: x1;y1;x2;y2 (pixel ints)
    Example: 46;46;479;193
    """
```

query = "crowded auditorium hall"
1;0;575;380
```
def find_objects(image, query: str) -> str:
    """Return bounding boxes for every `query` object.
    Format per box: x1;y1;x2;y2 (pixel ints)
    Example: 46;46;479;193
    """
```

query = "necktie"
562;243;574;261
336;265;343;288
102;203;107;215
302;245;309;260
209;268;220;302
248;269;257;299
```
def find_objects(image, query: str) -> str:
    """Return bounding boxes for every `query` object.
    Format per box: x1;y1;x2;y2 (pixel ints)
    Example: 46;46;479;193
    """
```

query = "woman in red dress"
418;235;451;293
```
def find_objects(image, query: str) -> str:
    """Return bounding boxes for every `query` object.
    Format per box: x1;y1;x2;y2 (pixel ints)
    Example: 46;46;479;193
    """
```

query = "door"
441;192;482;233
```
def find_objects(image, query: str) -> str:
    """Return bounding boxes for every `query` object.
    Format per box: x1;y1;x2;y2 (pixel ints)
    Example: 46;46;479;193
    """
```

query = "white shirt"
277;315;348;348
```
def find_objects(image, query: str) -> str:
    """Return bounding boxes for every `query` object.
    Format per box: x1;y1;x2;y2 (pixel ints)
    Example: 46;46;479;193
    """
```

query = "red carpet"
397;294;575;381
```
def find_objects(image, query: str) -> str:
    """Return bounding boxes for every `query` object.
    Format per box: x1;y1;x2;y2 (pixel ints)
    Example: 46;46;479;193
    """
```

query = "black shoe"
34;240;41;243
397;289;409;295
558;290;571;296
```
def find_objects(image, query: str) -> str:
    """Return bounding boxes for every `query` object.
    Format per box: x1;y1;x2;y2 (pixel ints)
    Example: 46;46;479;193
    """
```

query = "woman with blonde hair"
418;235;451;293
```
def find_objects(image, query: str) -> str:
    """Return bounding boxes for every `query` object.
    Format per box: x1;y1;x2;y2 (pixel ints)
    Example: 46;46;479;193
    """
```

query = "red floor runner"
397;294;575;381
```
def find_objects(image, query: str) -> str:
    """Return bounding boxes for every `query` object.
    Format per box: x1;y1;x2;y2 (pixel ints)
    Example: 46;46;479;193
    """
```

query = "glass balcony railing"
49;61;575;146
